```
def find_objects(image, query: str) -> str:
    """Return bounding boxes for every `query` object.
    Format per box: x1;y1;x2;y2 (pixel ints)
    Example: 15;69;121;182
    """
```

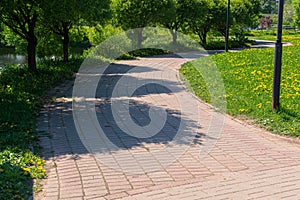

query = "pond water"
0;54;26;66
0;47;86;70
0;48;26;68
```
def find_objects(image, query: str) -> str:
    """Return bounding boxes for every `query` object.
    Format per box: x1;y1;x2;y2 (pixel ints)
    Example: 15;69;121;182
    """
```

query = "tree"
179;0;211;46
86;24;123;46
231;0;261;42
210;0;228;37
0;0;40;71
0;25;27;54
284;0;294;26
0;24;4;46
260;0;277;14
40;0;111;62
162;0;182;44
115;0;173;47
231;0;261;28
293;0;300;28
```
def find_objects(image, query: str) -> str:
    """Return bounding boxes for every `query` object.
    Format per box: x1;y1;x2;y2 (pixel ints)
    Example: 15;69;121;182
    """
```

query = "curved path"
250;40;293;49
37;52;300;200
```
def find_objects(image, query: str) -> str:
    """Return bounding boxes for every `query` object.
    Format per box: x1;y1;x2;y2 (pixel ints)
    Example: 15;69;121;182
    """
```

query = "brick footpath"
36;53;300;200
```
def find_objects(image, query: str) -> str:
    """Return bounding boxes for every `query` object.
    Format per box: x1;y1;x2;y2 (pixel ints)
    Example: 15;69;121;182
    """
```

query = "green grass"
180;36;300;137
0;58;83;199
247;29;300;41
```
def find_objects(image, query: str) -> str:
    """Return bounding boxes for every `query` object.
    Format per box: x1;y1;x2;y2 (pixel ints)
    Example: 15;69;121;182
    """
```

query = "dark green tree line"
0;0;111;70
0;0;262;70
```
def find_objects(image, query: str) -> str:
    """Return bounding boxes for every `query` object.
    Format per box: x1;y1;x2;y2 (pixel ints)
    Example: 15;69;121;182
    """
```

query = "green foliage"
0;26;27;54
0;24;4;46
162;0;181;29
86;24;123;46
260;0;277;14
248;29;299;41
114;0;174;47
180;35;300;137
229;0;261;44
41;0;111;29
36;32;62;58
118;48;170;60
0;0;264;59
210;0;228;36
171;0;261;45
284;0;294;26
231;0;261;28
0;149;45;199
1;24;92;58
115;0;173;29
179;0;211;45
40;0;111;61
0;58;83;199
0;0;40;70
69;27;90;47
293;0;300;28
204;37;255;50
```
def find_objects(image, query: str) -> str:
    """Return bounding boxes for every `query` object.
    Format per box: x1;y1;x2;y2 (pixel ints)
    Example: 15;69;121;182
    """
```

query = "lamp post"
272;0;285;110
225;0;230;52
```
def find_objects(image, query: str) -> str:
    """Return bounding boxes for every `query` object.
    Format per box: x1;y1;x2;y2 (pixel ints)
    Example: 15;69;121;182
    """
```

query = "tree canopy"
0;0;266;69
179;0;211;45
293;0;300;28
40;0;111;62
260;0;277;14
114;0;174;47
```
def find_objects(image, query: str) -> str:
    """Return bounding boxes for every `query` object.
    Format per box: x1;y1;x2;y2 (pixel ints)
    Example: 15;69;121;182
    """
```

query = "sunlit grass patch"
180;37;300;137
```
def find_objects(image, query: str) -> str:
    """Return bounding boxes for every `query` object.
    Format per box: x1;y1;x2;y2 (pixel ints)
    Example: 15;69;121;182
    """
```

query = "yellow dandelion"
239;108;246;112
291;128;296;132
23;167;30;172
256;103;263;109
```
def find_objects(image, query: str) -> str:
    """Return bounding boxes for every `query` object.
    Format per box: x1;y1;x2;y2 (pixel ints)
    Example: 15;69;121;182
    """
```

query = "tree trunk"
27;35;37;72
169;29;178;44
63;27;69;62
26;11;38;72
136;28;144;48
198;31;207;46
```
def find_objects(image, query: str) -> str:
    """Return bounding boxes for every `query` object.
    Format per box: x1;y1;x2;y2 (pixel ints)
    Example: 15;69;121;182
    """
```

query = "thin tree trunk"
198;32;207;46
63;27;69;62
136;28;144;48
169;29;178;44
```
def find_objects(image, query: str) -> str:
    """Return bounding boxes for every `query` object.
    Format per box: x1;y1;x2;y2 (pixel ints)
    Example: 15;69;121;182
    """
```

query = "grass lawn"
247;29;300;41
180;34;300;137
0;59;83;199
